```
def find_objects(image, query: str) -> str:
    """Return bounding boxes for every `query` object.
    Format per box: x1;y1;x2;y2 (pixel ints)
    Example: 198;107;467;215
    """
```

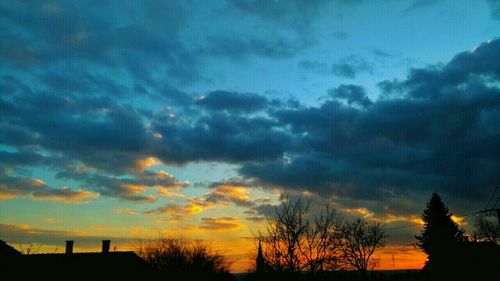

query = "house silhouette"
1;239;150;279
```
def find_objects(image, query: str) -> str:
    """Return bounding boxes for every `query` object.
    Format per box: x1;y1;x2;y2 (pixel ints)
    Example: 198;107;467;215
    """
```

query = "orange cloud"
0;173;98;203
0;192;21;200
199;217;243;231
207;184;251;206
134;157;160;171
157;189;185;198
343;207;375;218
144;197;215;220
451;215;465;226
121;170;189;199
145;182;254;220
341;207;426;227
150;170;190;190
409;216;425;226
118;184;156;202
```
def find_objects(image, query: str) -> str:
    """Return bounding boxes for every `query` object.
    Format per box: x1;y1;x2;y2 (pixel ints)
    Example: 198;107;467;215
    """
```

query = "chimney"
102;240;111;253
65;240;74;255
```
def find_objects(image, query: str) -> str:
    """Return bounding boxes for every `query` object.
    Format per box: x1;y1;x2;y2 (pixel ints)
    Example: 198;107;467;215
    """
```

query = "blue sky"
1;0;500;271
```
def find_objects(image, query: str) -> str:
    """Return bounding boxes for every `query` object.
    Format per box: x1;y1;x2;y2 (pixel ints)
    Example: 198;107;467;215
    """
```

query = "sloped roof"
0;240;21;256
23;251;149;272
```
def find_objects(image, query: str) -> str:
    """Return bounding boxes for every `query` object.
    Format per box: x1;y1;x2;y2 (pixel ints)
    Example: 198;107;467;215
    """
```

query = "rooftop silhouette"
1;240;149;279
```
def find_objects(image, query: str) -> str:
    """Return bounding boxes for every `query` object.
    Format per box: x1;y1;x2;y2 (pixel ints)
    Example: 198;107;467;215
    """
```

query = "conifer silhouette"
415;193;464;268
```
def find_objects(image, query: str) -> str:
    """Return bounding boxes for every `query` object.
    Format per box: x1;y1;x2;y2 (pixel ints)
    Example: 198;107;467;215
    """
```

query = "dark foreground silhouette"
0;239;235;280
0;240;149;279
2;239;499;281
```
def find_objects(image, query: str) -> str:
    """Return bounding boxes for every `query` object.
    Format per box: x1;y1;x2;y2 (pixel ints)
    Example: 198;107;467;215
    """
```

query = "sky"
1;0;500;272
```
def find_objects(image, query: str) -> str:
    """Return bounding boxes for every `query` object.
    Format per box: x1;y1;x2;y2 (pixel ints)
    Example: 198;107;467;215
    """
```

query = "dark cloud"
0;87;154;175
238;39;500;215
0;169;97;202
252;203;278;218
332;63;357;78
219;0;332;59
203;35;312;60
40;71;128;97
56;167;188;202
226;0;329;30
404;0;439;12
0;1;499;225
298;60;330;75
0;1;199;86
488;0;500;20
331;55;373;78
152;111;291;164
328;84;373;108
0;150;66;168
198;91;269;113
372;49;395;59
299;55;373;78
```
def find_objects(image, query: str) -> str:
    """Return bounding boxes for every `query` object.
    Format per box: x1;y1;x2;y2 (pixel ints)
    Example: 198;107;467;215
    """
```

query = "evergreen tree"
415;193;464;266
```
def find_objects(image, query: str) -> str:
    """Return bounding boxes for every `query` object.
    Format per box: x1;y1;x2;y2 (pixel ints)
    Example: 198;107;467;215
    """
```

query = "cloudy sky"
1;0;500;272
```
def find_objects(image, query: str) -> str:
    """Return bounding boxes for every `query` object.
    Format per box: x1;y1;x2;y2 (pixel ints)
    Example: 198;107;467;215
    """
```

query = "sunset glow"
1;0;500;275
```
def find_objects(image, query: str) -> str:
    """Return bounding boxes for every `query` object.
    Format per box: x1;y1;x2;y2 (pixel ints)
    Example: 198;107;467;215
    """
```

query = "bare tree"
473;214;500;243
301;204;343;272
259;195;344;274
338;218;386;273
260;195;310;273
259;194;387;275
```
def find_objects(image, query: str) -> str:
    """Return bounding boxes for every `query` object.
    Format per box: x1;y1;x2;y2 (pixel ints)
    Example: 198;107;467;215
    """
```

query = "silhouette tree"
415;193;464;269
259;194;386;277
260;195;311;273
473;214;500;244
259;195;345;274
338;218;386;273
302;203;344;272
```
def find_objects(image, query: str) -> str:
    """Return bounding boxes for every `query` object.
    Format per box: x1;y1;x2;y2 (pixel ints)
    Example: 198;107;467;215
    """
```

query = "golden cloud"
199;217;243;231
144;197;215;220
208;184;251;206
134;157;160;171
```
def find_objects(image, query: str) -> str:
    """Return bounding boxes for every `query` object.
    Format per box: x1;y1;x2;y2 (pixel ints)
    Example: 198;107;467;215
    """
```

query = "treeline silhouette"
249;195;386;278
247;195;385;281
246;193;500;281
1;193;499;281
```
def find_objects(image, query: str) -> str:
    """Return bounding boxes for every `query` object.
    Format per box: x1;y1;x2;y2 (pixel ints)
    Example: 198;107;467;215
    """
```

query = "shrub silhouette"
136;237;235;281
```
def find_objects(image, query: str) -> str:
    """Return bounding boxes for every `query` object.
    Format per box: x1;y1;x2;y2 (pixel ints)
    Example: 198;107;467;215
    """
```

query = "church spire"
256;237;265;273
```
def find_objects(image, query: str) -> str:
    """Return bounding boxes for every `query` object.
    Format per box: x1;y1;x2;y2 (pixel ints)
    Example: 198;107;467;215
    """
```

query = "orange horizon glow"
9;238;426;273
